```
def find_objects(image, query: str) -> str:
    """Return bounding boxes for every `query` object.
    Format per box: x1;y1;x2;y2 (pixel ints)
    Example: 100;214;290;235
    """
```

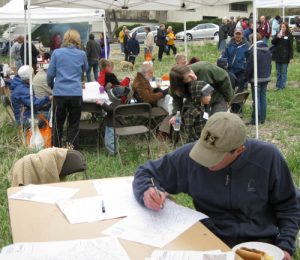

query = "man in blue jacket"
222;27;250;93
133;112;300;260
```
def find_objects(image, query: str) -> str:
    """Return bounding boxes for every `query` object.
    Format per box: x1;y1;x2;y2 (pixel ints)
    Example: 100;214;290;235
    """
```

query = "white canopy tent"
0;0;105;140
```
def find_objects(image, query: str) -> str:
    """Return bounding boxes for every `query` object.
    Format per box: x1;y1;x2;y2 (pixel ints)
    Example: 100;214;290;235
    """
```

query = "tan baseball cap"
189;112;247;167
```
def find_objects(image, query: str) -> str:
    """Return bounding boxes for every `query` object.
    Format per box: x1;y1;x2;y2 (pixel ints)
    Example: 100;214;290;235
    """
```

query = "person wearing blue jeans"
86;60;99;82
271;22;293;90
275;63;288;90
246;33;272;125
251;83;267;124
86;33;101;82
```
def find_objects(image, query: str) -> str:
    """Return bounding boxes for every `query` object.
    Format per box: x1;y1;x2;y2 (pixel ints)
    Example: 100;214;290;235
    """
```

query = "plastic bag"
27;120;45;151
27;114;52;149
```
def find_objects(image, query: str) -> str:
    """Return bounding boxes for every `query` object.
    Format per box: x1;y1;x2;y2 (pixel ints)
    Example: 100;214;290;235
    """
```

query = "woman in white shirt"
144;27;154;58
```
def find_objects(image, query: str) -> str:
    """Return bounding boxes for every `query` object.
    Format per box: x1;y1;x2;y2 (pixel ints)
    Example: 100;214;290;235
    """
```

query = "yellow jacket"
167;31;176;46
119;30;125;43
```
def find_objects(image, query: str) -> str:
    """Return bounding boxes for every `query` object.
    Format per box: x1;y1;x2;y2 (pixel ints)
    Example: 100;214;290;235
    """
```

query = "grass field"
0;40;299;257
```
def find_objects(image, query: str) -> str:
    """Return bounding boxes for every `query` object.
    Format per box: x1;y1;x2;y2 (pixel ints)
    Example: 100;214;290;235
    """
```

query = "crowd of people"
4;13;298;150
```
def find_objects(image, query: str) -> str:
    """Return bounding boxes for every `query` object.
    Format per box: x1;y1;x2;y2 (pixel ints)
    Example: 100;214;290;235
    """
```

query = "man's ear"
234;145;246;156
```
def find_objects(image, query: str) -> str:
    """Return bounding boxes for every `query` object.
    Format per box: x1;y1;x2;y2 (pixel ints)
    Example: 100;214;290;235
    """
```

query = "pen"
150;177;161;198
101;199;105;213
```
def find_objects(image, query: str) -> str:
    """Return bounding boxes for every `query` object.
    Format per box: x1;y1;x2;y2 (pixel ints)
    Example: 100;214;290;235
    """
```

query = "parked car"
129;25;159;43
176;23;219;41
284;15;300;29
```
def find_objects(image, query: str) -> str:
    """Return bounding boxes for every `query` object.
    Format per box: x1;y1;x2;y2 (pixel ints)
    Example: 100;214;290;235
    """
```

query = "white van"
284;16;299;28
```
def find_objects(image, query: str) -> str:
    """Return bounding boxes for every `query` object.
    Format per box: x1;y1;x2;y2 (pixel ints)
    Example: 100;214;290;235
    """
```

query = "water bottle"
99;85;105;94
173;111;181;131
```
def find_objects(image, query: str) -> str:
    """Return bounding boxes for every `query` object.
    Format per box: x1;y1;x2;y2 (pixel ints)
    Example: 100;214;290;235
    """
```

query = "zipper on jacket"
225;170;233;210
225;174;230;186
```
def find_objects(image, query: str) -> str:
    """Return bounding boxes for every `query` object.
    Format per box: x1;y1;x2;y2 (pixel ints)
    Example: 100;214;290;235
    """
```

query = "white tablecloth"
82;82;109;103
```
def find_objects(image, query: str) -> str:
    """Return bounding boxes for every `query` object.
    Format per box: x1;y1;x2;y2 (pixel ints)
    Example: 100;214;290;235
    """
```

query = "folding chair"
79;103;106;152
228;91;250;115
113;103;152;161
151;107;169;133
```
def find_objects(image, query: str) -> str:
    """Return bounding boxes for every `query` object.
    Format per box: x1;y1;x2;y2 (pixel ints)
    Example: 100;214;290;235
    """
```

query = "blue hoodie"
246;41;272;83
11;77;50;125
222;39;250;74
133;139;300;255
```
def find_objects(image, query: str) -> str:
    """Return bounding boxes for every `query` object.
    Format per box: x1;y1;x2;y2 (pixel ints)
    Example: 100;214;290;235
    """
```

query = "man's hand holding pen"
143;178;166;211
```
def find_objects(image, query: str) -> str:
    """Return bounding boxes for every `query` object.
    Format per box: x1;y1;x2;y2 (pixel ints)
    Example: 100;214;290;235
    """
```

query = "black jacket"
133;139;300;255
156;28;166;46
86;39;101;62
20;43;39;65
219;23;228;40
271;33;293;63
126;38;140;56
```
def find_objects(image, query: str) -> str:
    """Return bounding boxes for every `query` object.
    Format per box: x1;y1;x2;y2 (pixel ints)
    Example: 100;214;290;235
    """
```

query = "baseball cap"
234;27;244;34
18;65;33;81
189;112;247;167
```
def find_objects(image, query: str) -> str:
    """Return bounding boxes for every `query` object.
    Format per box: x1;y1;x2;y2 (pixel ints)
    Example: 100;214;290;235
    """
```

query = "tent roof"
29;0;250;10
0;0;104;24
255;0;300;7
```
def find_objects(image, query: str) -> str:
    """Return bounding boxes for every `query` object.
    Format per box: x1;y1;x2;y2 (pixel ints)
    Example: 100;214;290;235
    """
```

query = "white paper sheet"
0;237;129;260
9;184;79;204
103;199;208;248
57;178;140;224
82;82;109;103
93;177;140;216
57;195;130;224
149;250;234;260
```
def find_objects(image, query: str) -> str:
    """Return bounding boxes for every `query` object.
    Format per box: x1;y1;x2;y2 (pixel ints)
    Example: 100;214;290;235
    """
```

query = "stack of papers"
57;178;139;224
0;237;129;260
82;82;109;103
148;250;234;260
9;185;79;204
103;199;208;248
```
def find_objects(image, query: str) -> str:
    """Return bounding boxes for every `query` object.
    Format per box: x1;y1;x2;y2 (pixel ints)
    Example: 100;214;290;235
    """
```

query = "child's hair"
99;59;114;70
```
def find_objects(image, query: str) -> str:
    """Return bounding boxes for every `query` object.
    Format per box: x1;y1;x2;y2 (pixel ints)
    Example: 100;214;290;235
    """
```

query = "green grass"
1;41;300;257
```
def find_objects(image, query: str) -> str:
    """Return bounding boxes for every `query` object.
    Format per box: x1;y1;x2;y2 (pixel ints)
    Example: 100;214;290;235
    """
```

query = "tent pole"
103;12;107;59
184;16;187;63
253;2;259;139
27;0;35;138
9;23;12;67
24;0;27;65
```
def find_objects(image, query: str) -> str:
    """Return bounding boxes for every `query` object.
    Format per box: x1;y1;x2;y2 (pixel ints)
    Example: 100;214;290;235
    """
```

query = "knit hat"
201;84;214;96
217;57;228;69
189;112;247;167
18;65;32;81
107;85;133;105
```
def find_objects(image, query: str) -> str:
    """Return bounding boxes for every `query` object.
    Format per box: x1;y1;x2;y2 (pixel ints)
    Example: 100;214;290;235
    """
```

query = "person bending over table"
47;29;88;150
168;62;234;126
133;112;300;260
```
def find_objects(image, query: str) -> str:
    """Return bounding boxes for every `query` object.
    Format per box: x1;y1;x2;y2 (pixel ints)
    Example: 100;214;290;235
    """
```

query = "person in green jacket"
169;61;234;125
